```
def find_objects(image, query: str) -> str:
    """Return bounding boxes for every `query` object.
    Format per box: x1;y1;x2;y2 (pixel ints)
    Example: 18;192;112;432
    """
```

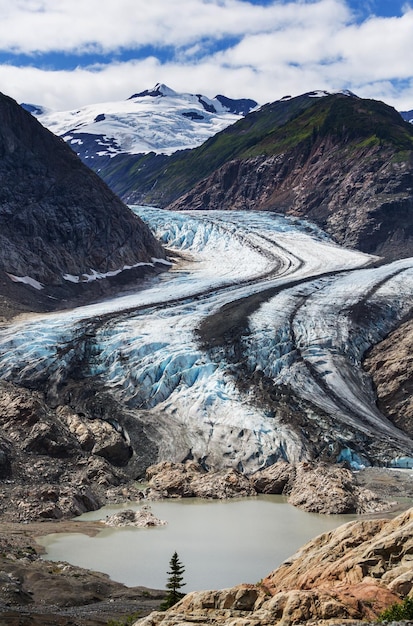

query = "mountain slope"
102;90;324;204
165;93;413;260
0;91;166;314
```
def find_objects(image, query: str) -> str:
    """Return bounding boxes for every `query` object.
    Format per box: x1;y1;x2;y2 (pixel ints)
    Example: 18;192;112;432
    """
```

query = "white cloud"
0;0;347;54
0;0;412;111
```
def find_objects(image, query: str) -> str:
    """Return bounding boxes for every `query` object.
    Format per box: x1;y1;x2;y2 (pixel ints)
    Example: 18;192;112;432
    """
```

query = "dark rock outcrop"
0;91;166;311
364;317;413;437
0;380;154;521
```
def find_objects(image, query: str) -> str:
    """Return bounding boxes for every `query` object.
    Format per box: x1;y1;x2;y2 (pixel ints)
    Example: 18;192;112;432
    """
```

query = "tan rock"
105;505;166;527
134;508;413;626
146;461;256;499
60;406;132;466
251;461;296;494
59;408;95;450
287;462;392;514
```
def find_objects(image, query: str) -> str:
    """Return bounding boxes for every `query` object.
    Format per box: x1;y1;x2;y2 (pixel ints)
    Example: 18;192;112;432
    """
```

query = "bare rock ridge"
145;461;397;515
0;91;166;312
135;507;413;626
364;317;413;437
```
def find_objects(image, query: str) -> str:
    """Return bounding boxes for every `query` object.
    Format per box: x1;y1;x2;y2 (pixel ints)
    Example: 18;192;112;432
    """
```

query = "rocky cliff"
135;507;413;626
364;317;413;437
0;92;166;313
0;380;157;522
167;94;413;260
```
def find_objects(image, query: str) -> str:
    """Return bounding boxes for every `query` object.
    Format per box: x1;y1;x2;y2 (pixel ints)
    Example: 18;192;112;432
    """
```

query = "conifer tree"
160;551;186;610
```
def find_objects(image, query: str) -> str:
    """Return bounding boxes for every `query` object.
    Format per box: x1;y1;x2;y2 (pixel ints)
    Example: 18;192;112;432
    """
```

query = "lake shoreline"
0;467;412;625
0;518;166;626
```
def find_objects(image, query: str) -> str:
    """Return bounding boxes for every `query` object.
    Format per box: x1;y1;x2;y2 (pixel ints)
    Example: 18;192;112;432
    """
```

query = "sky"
0;0;412;112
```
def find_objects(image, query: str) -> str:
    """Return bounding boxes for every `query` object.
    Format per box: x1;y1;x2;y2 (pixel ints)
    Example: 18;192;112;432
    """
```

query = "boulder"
146;461;256;499
251;460;296;494
60;408;132;466
286;462;392;514
105;505;166;528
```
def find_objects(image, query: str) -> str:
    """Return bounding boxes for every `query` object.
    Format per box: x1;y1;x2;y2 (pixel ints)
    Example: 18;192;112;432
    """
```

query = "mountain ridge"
0;91;166;315
21;83;258;162
162;93;413;260
23;88;413;260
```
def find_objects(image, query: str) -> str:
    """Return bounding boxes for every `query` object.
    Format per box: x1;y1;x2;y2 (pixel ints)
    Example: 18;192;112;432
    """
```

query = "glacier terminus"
0;208;412;474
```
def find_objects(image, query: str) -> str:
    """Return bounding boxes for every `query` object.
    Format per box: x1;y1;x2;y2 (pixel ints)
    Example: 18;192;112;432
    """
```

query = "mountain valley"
1;85;413;625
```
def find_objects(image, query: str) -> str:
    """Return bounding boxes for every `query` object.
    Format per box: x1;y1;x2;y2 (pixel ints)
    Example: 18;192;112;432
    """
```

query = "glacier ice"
0;208;412;471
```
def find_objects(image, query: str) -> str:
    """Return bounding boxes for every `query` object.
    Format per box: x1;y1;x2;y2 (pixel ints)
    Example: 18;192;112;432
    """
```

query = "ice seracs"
0;209;412;471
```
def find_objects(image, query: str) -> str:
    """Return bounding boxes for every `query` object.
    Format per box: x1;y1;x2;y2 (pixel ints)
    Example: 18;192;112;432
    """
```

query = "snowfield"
30;84;255;158
0;208;412;471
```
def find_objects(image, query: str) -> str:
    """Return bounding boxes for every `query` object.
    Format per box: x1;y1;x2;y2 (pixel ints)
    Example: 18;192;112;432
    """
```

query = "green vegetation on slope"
93;93;413;206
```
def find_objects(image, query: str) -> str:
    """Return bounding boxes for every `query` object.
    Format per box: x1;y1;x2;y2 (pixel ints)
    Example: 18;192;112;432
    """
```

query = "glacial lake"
38;496;358;592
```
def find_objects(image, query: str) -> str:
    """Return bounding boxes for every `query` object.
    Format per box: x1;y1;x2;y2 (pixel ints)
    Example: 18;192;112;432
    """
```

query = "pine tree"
160;551;186;610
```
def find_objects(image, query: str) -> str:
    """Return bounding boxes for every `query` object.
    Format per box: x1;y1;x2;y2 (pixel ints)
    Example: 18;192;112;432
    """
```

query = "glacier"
0;208;412;472
29;85;253;159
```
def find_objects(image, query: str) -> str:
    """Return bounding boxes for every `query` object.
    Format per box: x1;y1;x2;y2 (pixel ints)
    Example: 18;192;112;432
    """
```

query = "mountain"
400;109;413;123
22;82;257;168
0;91;166;315
125;90;413;261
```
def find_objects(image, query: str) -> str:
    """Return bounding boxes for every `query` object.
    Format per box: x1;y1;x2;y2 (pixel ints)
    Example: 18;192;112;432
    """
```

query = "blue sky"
0;0;411;111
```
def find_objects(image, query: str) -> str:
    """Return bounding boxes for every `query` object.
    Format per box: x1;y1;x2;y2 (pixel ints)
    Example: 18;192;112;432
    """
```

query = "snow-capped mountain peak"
129;83;178;99
23;85;258;160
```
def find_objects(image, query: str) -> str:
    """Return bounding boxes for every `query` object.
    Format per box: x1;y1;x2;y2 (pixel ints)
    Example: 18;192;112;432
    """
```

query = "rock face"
166;94;413;261
145;460;392;514
0;380;156;521
134;508;413;626
364;317;413;437
0;91;166;309
146;461;256;499
285;463;392;515
252;461;392;514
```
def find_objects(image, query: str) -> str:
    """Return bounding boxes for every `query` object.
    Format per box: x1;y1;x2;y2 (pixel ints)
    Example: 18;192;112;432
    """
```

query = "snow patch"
62;260;167;283
7;274;44;290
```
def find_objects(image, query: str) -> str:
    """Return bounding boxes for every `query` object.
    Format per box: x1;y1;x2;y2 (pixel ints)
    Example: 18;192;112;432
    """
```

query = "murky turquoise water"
38;496;357;592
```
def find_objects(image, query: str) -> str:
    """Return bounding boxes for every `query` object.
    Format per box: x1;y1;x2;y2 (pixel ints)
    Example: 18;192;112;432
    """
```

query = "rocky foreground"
1;379;413;624
135;507;413;626
1;470;412;626
0;463;412;625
